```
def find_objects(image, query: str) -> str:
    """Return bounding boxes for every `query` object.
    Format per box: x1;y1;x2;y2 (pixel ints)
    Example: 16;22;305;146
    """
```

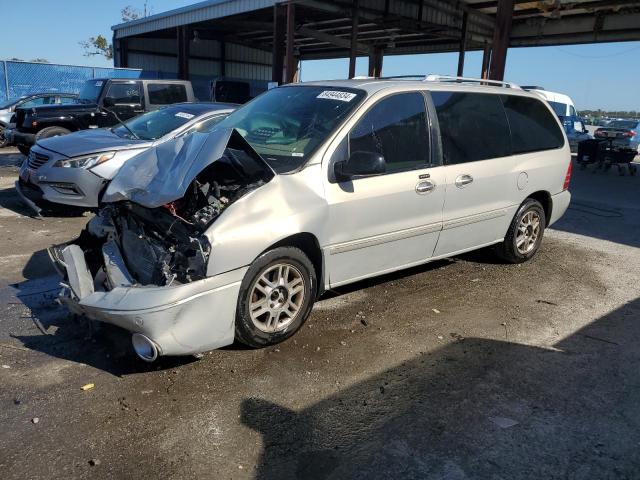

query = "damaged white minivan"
51;77;572;361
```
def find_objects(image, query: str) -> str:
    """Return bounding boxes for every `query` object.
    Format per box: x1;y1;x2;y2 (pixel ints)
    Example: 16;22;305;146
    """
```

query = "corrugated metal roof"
112;0;278;38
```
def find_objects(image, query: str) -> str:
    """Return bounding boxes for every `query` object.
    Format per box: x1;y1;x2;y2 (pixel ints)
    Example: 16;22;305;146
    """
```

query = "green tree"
80;3;152;61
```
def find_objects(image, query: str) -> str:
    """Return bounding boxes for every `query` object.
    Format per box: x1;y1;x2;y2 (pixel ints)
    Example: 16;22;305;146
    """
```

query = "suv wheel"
495;198;546;263
35;126;71;141
235;247;317;348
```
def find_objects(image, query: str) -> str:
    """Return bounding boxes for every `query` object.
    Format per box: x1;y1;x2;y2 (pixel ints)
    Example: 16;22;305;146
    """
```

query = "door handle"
455;174;474;188
416;180;435;194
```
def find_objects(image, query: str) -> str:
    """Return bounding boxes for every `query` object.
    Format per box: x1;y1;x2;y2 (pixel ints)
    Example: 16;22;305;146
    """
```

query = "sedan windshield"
215;85;366;173
112;106;202;140
0;97;22;109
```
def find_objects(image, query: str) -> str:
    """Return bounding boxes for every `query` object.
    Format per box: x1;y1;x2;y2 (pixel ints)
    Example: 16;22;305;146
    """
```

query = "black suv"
6;78;195;154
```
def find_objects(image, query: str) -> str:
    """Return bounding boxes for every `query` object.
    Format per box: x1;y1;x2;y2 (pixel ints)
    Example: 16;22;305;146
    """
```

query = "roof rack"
423;74;521;89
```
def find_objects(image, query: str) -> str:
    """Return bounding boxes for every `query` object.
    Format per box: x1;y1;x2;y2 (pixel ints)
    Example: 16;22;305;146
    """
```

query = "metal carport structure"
111;0;640;93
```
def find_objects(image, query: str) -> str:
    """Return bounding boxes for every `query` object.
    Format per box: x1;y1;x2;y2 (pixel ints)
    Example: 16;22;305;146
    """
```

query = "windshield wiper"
101;107;140;140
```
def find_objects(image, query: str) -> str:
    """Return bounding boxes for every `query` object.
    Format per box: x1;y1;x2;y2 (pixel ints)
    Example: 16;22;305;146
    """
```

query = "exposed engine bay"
54;137;273;289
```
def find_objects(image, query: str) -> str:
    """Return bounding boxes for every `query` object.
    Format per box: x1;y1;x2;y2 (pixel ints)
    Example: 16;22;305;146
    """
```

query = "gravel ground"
1;147;639;479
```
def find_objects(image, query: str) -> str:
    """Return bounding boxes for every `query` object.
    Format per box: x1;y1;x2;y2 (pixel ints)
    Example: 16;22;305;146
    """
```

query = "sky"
0;0;638;111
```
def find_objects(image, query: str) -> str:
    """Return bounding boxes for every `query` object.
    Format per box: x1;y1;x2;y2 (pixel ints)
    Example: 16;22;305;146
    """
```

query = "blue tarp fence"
0;60;145;101
0;60;270;103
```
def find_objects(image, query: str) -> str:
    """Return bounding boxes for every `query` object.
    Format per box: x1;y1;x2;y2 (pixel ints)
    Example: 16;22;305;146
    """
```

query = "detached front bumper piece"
57;242;246;360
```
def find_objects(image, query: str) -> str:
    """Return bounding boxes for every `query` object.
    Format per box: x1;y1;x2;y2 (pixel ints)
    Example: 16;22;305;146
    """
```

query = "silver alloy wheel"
249;263;306;333
516;210;541;254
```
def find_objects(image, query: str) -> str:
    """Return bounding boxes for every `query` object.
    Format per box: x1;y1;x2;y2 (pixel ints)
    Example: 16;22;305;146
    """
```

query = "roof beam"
297;25;372;53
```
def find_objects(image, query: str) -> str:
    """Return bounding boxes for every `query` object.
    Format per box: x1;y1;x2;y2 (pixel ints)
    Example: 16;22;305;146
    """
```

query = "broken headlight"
54;151;116;169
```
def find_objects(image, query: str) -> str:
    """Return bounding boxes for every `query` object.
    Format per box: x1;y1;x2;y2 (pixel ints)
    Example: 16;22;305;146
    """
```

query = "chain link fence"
0;61;145;101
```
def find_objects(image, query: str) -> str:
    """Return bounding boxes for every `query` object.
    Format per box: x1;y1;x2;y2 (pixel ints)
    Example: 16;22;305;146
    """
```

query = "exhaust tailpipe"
131;333;160;362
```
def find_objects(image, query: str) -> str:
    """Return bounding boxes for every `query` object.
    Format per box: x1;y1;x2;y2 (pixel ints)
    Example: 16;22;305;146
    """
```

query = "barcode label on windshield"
317;91;357;102
175;112;195;119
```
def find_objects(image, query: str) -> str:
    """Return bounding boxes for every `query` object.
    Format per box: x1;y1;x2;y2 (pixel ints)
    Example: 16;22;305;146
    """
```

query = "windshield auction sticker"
317;91;357;102
175;112;195;119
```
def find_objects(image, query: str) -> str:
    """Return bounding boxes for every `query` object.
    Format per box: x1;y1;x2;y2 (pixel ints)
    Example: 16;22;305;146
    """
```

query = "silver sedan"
16;102;234;214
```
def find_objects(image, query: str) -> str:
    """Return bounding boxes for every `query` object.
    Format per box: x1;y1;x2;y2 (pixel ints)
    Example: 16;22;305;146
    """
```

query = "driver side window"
349;92;430;174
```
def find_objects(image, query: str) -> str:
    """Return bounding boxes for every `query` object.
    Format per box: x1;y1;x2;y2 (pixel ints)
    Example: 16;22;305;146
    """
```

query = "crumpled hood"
102;128;274;208
38;128;150;158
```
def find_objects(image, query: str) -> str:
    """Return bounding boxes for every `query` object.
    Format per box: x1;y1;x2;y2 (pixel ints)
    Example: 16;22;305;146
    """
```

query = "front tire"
495;198;546;263
0;126;8;148
235;247;317;348
35;126;71;141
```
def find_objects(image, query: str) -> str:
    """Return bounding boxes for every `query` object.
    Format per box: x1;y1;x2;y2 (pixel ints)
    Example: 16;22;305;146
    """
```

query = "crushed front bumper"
57;241;246;357
6;128;36;147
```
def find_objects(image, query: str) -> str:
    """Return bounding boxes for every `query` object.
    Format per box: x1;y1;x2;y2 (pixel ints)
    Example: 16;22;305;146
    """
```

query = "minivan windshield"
111;105;204;140
215;85;366;173
78;80;105;103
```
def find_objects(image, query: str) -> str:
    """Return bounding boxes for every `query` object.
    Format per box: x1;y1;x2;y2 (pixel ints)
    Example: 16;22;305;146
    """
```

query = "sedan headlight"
54;151;116;169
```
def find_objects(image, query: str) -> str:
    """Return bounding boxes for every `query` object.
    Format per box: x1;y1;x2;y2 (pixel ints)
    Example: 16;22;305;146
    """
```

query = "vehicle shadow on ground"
551;201;640;249
0;185;37;217
241;298;640;480
550;160;640;249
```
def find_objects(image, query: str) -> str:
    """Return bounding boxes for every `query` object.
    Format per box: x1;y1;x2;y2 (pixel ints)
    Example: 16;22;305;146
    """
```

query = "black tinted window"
432;92;510;164
350;92;430;173
148;84;188;104
502;95;564;153
106;83;141;104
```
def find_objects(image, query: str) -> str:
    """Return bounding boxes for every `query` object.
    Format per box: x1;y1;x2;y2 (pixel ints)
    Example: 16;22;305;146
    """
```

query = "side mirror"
102;97;115;108
335;151;385;180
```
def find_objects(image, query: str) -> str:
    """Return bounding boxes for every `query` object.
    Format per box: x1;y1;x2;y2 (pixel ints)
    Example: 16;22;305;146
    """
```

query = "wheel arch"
35;121;77;135
526;190;552;225
262;232;325;297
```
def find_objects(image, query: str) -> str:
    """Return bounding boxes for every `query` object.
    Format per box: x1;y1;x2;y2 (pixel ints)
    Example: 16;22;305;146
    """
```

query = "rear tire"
35;126;71;141
495;198;546;264
235;247;317;348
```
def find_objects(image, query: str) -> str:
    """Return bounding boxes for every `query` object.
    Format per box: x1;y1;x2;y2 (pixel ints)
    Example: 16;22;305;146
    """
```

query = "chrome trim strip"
442;208;507;231
328;222;442;255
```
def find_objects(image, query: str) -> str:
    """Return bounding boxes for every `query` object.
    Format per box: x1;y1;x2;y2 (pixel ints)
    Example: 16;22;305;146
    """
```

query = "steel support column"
481;42;491;79
272;4;285;83
177;26;190;80
368;48;383;78
348;0;359;79
120;39;130;68
220;39;226;77
457;12;468;77
285;2;296;83
488;0;514;80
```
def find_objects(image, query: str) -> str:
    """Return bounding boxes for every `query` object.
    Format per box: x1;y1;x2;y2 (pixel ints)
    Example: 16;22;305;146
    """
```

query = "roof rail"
424;74;521;89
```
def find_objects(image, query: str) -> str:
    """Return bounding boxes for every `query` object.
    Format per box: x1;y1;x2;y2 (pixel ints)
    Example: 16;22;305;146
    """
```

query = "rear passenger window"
106;83;142;104
431;91;510;164
501;95;564;153
349;92;430;174
148;84;188;104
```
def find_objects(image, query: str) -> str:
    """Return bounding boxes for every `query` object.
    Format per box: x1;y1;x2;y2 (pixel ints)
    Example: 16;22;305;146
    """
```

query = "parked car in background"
4;78;195;154
51;77;571;361
0;93;77;147
523;86;591;153
594;119;640;154
16;102;234;214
